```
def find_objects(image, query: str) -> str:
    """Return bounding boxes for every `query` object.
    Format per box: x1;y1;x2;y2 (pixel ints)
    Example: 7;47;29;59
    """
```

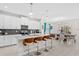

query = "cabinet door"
3;36;10;46
5;35;17;45
0;36;5;47
11;35;17;45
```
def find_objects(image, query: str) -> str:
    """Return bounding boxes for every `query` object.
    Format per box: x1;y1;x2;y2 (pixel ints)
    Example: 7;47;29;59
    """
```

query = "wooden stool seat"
23;38;34;45
23;38;34;56
50;34;55;38
42;35;50;41
34;37;42;42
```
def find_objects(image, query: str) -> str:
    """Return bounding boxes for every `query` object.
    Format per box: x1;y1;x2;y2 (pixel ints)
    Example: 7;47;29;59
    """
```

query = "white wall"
0;15;20;29
0;15;40;29
28;20;40;29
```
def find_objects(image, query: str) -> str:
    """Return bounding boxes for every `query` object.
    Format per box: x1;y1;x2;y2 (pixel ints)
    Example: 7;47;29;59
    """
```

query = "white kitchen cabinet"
0;35;17;47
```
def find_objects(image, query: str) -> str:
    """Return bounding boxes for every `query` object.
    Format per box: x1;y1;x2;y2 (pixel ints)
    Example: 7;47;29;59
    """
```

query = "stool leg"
27;45;30;56
44;40;49;52
27;45;33;56
73;37;76;44
74;39;76;43
50;39;53;49
35;42;41;55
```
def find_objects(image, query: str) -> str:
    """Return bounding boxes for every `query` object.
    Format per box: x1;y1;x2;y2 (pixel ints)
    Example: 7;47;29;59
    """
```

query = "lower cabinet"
0;35;17;47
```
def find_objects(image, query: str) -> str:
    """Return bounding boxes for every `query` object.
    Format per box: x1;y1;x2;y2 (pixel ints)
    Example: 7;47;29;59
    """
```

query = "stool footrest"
35;52;41;55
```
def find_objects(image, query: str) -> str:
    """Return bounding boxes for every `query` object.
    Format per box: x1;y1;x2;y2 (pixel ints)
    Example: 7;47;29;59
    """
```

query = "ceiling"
0;3;79;22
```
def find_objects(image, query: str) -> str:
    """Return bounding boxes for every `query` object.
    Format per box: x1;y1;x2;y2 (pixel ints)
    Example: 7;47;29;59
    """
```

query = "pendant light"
29;3;33;16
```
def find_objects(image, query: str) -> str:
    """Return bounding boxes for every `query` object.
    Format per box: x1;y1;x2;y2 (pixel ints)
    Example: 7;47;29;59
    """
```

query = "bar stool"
34;36;42;55
63;35;67;42
42;35;50;52
72;35;76;43
23;38;34;56
68;35;76;44
49;34;55;49
56;34;60;40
